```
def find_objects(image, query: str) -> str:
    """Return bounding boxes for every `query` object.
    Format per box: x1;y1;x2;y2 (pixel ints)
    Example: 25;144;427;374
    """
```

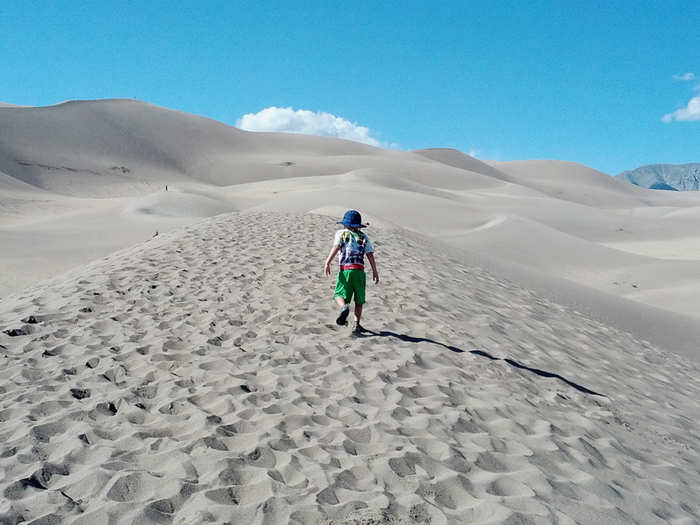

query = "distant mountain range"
616;163;700;191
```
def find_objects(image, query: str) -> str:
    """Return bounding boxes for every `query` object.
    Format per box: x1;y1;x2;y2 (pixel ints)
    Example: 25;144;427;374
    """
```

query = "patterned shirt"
333;229;374;270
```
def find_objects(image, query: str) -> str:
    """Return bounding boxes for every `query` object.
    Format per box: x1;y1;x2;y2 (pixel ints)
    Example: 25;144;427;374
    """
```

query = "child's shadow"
359;329;465;353
359;329;604;397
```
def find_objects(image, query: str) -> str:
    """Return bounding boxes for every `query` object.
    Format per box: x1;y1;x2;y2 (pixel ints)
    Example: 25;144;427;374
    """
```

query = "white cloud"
467;149;480;158
236;106;381;147
673;72;696;81
662;96;700;122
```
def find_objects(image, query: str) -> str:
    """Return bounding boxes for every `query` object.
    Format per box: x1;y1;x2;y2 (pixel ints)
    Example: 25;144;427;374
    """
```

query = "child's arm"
366;253;379;283
324;245;341;276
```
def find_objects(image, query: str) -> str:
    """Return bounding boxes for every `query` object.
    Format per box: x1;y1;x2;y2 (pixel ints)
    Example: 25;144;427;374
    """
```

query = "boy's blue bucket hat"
337;210;367;228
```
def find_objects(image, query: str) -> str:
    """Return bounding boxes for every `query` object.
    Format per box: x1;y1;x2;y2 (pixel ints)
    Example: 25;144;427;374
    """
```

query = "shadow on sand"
360;329;605;397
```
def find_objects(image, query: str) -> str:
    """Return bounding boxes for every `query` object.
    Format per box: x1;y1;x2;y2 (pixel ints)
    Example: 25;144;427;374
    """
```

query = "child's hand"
324;263;331;277
372;271;379;284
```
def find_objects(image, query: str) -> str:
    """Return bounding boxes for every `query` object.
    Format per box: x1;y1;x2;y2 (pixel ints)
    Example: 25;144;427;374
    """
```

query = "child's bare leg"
354;303;363;325
335;296;347;308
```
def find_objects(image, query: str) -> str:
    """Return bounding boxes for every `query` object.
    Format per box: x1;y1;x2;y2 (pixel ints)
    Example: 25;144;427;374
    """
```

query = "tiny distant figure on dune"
324;210;379;336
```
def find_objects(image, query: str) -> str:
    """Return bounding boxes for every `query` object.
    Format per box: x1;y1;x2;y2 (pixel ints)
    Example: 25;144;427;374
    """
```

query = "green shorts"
334;269;366;305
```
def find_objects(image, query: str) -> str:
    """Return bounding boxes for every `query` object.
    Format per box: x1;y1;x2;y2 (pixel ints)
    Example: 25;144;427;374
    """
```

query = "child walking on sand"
324;210;379;335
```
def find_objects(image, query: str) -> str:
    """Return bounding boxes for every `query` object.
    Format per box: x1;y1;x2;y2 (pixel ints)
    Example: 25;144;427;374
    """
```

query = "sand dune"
2;99;700;523
1;212;698;524
3;100;700;352
0;99;388;196
413;148;511;180
488;160;663;208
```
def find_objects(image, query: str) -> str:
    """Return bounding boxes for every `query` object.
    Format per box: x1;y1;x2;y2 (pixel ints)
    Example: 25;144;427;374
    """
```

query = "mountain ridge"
617;163;700;191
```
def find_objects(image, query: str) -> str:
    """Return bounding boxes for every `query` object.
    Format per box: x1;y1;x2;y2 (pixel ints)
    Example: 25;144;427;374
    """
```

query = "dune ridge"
1;212;698;524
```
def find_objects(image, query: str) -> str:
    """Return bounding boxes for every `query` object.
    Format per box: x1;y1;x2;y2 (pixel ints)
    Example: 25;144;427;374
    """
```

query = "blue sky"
1;1;698;174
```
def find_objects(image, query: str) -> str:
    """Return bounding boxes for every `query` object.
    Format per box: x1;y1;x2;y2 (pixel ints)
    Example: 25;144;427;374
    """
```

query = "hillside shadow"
360;329;605;397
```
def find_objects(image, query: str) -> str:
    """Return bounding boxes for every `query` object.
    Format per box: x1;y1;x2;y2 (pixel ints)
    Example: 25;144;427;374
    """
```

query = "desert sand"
1;100;700;524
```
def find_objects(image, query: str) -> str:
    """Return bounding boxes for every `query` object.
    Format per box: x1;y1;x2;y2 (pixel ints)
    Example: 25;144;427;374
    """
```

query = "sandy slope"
3;98;700;355
1;212;698;525
0;99;393;196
